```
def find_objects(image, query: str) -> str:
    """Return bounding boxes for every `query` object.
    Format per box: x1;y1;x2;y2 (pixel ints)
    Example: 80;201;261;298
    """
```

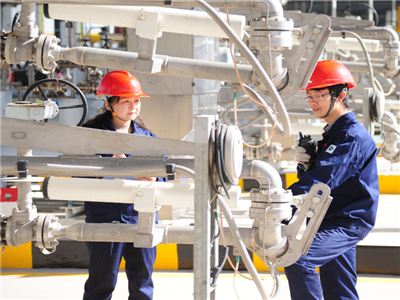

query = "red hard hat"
303;60;356;90
96;70;149;98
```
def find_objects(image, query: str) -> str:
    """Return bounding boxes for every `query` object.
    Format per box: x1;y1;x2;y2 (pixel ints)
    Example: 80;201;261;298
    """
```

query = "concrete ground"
1;268;399;300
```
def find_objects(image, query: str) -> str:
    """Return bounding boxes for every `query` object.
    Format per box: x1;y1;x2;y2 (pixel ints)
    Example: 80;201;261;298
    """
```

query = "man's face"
306;88;331;118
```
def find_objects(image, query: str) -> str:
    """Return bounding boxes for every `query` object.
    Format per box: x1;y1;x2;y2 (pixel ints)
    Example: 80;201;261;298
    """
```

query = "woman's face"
110;97;141;123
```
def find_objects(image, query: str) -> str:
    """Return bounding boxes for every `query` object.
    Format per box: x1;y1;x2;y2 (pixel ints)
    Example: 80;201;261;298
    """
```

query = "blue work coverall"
285;112;379;300
83;120;165;300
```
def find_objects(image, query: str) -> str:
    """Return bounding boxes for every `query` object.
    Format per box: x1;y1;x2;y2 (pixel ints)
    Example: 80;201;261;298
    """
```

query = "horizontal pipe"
43;176;241;209
53;223;254;247
45;4;245;39
54;46;253;83
44;176;196;207
0;156;194;177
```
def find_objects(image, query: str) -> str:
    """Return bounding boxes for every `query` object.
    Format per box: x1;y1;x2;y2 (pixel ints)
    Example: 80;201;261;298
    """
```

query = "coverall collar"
324;111;352;133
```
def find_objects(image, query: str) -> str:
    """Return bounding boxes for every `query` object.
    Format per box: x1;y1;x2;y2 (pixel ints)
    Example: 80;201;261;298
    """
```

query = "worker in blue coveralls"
285;60;379;300
82;70;166;300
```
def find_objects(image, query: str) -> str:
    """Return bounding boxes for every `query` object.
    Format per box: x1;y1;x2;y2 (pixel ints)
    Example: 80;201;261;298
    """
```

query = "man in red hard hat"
285;60;379;300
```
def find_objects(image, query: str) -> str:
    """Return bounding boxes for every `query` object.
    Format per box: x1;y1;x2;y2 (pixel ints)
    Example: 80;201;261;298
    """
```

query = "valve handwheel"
22;78;88;126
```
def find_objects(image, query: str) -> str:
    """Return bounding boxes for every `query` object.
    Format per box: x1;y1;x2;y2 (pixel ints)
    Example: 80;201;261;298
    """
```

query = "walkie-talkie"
298;132;317;173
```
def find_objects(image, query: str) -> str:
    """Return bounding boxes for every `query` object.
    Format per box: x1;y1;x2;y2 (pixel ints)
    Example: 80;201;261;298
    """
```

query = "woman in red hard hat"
285;60;379;300
82;70;165;300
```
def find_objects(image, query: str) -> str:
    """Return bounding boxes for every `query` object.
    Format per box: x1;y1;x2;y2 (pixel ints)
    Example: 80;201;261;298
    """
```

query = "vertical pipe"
194;116;214;300
331;1;337;18
19;3;36;27
369;0;374;22
15;148;33;211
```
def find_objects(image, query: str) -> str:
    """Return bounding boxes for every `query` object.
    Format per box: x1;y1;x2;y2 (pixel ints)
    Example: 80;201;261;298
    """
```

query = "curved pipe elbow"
240;160;282;189
253;0;284;19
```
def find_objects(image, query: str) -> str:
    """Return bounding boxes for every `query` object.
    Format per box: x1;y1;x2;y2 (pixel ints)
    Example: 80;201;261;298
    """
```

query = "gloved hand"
295;145;312;171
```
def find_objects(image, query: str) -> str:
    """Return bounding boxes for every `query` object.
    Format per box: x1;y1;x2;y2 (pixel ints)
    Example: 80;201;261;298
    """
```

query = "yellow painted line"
154;243;179;270
0;242;32;268
286;173;400;194
378;175;400;194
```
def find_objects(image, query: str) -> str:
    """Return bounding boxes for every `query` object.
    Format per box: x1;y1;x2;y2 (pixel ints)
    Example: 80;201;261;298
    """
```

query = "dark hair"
83;96;154;133
311;84;350;108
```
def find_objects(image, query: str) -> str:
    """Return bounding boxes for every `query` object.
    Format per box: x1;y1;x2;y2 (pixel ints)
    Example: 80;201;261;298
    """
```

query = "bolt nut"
137;191;144;197
312;197;320;204
306;41;315;49
312;27;322;34
306;210;315;218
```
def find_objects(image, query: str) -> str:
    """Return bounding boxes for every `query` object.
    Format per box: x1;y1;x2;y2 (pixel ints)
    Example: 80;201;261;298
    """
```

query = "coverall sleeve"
289;135;364;196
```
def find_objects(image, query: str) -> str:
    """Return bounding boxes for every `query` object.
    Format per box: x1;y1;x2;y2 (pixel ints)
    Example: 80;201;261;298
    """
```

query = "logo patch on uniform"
326;145;337;154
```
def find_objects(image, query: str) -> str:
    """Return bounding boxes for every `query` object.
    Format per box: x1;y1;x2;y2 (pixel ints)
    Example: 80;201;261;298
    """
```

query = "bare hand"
112;154;126;158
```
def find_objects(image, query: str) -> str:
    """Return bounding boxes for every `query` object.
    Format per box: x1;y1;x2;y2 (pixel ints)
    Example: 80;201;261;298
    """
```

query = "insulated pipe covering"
43;176;195;207
44;4;245;39
43;177;241;209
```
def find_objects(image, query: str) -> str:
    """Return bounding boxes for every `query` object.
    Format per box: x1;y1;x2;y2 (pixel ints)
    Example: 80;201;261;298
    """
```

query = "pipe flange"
249;31;293;50
35;214;46;249
250;18;294;31
249;202;292;220
383;41;400;58
4;33;19;64
249;188;292;203
1;214;7;247
36;34;59;71
36;214;58;254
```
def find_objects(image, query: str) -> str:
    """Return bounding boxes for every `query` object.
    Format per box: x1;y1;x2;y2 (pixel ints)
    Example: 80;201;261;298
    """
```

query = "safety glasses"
304;93;330;102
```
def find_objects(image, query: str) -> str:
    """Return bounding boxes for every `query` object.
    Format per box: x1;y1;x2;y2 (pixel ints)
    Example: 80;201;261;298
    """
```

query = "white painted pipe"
43;176;241;209
241;160;282;189
294;37;380;53
44;4;245;39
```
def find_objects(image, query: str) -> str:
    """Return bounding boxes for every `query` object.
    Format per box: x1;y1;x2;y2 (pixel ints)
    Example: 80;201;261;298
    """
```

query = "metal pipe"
0;156;194;178
334;26;399;42
240;160;282;189
194;0;291;138
218;195;271;300
332;31;377;95
43;176;196;207
44;4;245;39
51;223;253;246
19;3;36;28
243;84;284;135
53;46;253;83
